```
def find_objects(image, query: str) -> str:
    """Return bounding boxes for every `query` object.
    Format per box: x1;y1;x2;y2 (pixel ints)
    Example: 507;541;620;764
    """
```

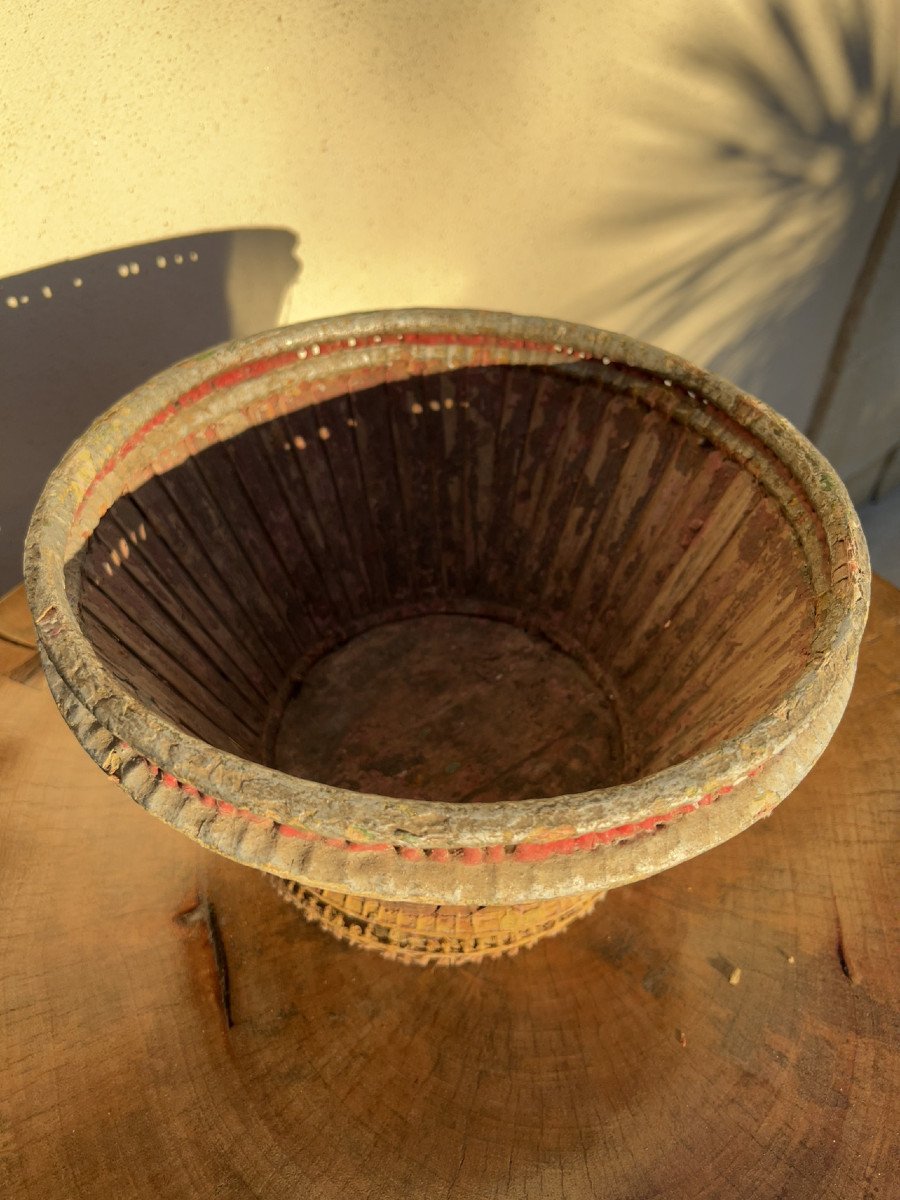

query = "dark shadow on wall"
0;227;300;590
575;0;900;430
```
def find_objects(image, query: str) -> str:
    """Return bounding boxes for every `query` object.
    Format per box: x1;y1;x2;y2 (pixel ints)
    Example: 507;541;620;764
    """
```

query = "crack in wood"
833;902;858;984
176;893;234;1028
836;934;853;981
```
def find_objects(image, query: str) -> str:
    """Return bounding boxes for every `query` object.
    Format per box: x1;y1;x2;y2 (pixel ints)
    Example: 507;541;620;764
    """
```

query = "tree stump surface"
1;578;897;1200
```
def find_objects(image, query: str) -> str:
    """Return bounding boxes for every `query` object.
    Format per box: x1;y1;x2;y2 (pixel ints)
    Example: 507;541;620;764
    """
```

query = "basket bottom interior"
270;614;624;802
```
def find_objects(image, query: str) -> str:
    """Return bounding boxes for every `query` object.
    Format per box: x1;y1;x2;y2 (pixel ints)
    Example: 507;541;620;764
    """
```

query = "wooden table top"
1;578;897;1200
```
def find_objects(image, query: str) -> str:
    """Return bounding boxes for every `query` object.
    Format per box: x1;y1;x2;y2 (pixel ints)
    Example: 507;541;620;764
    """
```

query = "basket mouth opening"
25;309;868;845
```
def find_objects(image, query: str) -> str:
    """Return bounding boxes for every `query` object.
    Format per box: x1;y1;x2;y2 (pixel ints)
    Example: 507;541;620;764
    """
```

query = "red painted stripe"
132;751;753;866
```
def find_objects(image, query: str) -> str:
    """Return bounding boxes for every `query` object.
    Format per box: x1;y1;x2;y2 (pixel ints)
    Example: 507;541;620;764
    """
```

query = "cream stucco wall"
2;0;898;585
5;0;899;409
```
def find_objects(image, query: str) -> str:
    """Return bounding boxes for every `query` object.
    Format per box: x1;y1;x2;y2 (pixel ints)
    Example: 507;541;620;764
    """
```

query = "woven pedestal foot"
273;879;605;965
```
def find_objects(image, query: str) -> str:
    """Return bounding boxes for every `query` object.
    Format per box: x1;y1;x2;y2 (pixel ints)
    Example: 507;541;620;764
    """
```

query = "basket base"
271;612;626;803
273;879;606;965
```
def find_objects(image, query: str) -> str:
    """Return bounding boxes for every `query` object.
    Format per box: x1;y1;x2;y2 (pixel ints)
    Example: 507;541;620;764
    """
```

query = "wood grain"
1;578;897;1199
0;583;37;680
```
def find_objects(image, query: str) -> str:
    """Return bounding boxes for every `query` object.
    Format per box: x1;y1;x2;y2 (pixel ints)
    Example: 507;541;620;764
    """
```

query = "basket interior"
77;359;822;799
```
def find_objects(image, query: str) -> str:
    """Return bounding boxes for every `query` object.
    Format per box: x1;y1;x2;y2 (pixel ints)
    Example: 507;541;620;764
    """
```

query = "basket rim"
23;307;871;852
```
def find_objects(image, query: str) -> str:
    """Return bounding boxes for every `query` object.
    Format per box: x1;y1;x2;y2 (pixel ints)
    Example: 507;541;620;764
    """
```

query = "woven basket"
25;309;869;964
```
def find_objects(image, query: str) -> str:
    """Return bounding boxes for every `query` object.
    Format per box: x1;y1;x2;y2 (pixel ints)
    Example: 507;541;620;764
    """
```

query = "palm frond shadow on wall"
574;0;900;432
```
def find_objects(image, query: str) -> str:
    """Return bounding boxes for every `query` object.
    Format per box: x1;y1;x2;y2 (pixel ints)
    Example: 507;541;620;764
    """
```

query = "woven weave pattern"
273;878;604;965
